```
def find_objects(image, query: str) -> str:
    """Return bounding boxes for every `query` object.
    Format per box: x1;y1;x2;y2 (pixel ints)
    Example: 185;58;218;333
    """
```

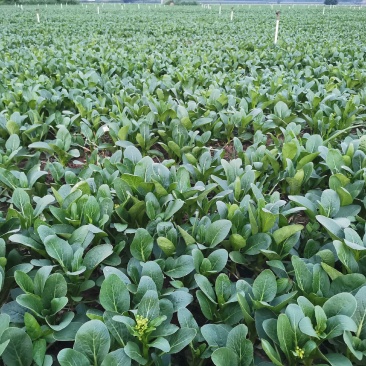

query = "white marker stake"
61;3;62;9
323;7;325;15
219;5;221;15
97;6;99;14
230;9;233;21
37;12;40;23
138;3;140;9
274;11;280;45
21;4;23;10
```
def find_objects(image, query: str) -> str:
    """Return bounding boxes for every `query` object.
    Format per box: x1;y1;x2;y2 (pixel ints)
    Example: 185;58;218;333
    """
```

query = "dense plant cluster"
324;0;338;5
0;4;366;366
1;0;79;5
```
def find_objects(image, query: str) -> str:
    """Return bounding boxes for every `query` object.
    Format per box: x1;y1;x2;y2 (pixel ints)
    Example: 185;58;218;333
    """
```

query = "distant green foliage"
164;0;198;5
324;0;338;4
2;0;79;4
1;4;366;366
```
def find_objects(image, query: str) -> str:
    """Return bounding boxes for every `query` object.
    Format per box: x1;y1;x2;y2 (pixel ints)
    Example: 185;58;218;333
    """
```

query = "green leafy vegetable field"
0;4;366;365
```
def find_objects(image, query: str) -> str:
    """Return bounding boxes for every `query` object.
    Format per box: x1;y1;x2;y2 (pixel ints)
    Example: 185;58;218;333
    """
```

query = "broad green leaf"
196;290;216;321
147;337;170;352
274;101;291;119
169;328;197;354
9;234;44;252
58;349;90;366
124;342;147;365
227;324;253;366
16;294;43;315
100;274;130;314
1;327;33;366
137;290;159;320
325;353;353;366
261;339;282;366
245;233;271;255
215;273;231;306
195;274;217;304
44;235;73;269
141;261;164;291
24;313;42;341
164;199;184;219
32;339;46;366
323;293;357;318
326;148;343;174
272;225;303;245
74;320;110;366
164;255;194;278
353;286;366;338
205;220;232;248
83;244;114;271
252;269;277;302
12;188;30;213
292;256;312;293
326;315;357;338
101;349;131;366
130;228;153;262
320;189;340;217
298;317;318;338
208;249;228;272
42;273;68;308
157;237;175;256
212;347;239;366
84;196;100;224
14;271;34;294
277;314;295;359
201;324;232;348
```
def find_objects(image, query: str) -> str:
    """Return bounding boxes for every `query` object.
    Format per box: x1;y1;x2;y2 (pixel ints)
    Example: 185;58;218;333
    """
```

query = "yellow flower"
134;315;149;340
295;346;305;359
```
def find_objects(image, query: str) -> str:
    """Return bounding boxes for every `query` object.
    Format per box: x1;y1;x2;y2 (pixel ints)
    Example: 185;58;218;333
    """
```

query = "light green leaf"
1;327;33;366
130;228;153;262
148;337;170;352
212;347;239;366
277;314;295;359
83;244;114;271
101;349;131;366
164;255;194;278
195;274;217;304
272;224;303;245
205;220;232;248
14;271;34;294
323;293;357;318
169;328;197;354
74;320;110;365
124;342;147;365
138;290;159;320
58;348;90;366
227;324;253;366
252;269;277;302
44;235;73;269
100;274;130;314
12;188;30;214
